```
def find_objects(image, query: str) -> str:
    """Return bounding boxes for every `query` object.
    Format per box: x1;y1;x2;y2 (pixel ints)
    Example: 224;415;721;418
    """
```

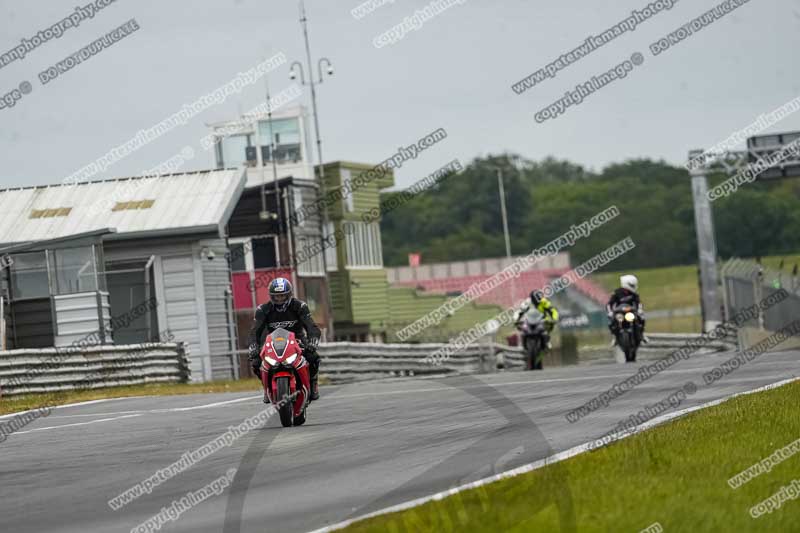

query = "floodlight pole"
293;0;336;339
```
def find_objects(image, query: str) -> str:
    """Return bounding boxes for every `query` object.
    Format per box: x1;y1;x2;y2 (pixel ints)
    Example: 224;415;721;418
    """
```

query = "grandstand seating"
392;268;608;308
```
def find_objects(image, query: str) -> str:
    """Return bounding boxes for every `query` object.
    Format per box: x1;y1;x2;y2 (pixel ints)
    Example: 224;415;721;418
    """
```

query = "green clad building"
319;161;395;342
319;161;506;343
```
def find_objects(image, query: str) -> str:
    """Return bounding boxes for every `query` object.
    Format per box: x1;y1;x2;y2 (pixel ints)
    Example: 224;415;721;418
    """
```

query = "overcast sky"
1;0;799;190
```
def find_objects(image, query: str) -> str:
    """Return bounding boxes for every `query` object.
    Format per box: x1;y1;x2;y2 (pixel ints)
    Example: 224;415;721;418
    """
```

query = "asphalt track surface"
1;349;798;533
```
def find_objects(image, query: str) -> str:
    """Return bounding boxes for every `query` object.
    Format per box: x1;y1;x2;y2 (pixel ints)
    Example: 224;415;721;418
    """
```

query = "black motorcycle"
611;304;643;362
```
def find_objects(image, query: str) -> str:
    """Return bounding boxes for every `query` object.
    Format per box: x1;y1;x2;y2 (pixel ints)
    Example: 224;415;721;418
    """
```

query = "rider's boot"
251;362;268;403
310;374;320;401
310;360;320;401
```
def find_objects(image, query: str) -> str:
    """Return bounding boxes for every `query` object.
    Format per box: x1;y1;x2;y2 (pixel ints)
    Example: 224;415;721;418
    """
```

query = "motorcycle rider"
514;290;559;349
247;277;321;402
607;274;647;346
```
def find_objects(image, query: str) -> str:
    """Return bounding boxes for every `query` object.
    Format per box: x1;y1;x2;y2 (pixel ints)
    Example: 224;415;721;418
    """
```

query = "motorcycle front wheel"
619;331;635;362
525;337;543;370
276;377;294;427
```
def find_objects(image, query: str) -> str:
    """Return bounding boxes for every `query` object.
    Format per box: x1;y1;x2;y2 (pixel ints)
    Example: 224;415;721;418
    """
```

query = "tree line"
378;154;800;270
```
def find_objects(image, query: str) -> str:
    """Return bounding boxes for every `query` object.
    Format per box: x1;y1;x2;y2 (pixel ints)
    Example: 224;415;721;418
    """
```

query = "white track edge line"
0;394;262;420
12;414;143;435
0;397;146;420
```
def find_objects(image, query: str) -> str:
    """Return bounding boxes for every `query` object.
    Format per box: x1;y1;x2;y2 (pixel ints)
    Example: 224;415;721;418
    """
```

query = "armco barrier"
0;343;191;396
636;332;737;354
1;333;732;393
317;333;735;383
573;332;737;365
318;342;487;382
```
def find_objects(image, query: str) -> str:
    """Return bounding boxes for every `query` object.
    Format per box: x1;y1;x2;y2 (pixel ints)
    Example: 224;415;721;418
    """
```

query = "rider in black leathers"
247;277;321;401
606;274;647;345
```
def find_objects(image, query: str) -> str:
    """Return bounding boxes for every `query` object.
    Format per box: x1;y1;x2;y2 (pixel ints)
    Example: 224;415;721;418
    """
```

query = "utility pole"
497;168;512;260
494;167;516;305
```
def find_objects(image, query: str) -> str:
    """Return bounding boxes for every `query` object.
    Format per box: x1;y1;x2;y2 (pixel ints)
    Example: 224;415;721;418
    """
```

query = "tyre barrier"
0;343;191;396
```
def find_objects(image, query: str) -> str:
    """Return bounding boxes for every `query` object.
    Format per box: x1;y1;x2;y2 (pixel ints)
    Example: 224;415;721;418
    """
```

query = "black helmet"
269;277;293;311
530;290;543;305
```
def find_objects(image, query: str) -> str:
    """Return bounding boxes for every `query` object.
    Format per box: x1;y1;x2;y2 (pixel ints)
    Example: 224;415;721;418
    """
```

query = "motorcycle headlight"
624;312;636;322
265;356;278;366
615;313;624;322
285;353;298;365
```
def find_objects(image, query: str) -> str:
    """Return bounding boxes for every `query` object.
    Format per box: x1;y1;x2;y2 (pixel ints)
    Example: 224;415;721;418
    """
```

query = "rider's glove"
306;337;320;350
248;343;259;360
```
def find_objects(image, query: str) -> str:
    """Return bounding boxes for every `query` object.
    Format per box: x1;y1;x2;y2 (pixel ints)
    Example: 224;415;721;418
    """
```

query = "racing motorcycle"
259;328;311;427
611;304;643;363
516;310;547;370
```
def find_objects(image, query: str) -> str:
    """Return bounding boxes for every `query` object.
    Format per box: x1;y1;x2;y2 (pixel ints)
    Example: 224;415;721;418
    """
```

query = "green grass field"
758;255;800;273
594;254;800;313
645;314;703;334
343;380;800;532
570;314;703;344
594;264;701;311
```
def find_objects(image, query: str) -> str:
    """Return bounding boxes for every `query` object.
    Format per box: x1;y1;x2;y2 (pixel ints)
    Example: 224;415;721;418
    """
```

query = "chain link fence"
721;258;800;351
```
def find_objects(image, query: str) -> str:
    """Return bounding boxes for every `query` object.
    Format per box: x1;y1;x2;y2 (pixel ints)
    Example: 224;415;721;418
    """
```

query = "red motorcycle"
259;328;311;427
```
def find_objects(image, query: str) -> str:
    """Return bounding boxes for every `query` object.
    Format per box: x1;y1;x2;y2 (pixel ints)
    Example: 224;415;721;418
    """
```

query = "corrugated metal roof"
0;169;246;245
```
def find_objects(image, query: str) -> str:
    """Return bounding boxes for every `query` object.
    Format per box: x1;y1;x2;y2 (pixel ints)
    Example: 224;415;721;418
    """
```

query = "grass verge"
342;379;800;532
1;376;334;416
0;379;266;416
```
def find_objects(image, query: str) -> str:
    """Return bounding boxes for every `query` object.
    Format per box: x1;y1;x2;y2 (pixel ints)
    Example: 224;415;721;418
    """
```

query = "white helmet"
620;274;638;293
